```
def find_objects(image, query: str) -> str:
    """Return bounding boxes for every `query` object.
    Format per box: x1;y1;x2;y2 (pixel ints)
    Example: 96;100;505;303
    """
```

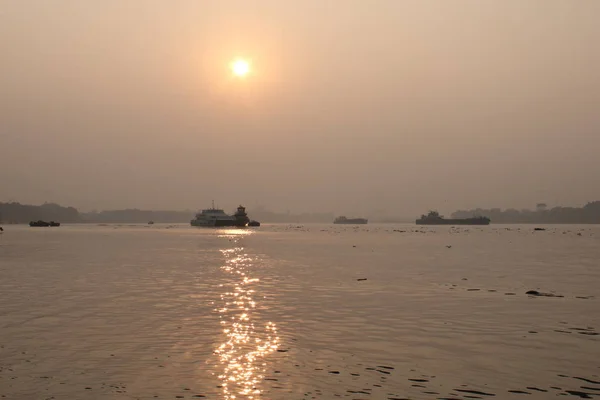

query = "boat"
415;211;490;225
29;220;61;227
333;216;368;225
248;220;260;227
148;221;154;225
190;202;256;227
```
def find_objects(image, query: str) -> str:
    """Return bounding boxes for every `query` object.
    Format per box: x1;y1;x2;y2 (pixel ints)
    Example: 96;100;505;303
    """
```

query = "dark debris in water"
526;387;548;392
454;388;496;396
445;283;593;301
261;351;600;400
526;290;564;298
565;390;596;398
573;377;600;385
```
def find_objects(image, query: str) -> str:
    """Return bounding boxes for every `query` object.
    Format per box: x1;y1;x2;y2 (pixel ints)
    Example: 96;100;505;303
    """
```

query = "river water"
0;223;599;399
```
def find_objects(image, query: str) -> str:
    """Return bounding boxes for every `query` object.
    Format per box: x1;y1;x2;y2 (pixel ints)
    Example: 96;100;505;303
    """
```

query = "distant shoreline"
2;201;600;225
451;201;600;225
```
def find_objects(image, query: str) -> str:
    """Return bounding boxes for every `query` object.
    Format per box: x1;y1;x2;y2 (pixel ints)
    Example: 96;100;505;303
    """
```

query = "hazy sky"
1;0;599;216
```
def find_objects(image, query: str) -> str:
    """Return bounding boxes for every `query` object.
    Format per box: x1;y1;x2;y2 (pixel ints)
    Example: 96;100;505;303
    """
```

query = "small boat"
148;221;155;225
248;220;260;227
416;211;490;225
30;220;49;227
333;216;368;225
29;220;61;227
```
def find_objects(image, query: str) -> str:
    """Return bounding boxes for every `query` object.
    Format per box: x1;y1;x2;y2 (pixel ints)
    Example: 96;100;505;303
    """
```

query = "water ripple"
215;235;280;399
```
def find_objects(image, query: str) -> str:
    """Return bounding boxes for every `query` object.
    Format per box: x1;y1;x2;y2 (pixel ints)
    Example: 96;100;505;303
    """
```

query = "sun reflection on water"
215;236;279;399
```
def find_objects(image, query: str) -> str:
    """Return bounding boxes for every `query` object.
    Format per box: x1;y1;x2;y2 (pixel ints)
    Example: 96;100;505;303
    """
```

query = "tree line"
0;202;81;223
0;202;335;223
451;201;600;224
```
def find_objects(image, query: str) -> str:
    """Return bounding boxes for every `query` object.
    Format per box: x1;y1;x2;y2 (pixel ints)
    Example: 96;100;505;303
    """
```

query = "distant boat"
190;202;257;227
148;221;155;225
29;220;61;227
333;216;368;225
248;220;260;227
416;211;490;225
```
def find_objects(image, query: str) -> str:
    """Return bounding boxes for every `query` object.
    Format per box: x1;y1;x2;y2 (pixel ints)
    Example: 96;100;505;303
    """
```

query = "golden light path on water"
215;231;279;399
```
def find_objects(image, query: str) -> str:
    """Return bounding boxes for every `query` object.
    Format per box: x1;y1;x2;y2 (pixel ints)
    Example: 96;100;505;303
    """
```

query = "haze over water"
1;224;599;399
1;1;600;216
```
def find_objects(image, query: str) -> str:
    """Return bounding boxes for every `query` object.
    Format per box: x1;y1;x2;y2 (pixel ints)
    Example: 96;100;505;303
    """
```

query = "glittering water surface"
216;238;280;399
0;223;599;399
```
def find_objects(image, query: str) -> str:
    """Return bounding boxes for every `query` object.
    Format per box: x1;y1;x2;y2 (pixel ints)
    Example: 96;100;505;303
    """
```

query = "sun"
231;59;250;77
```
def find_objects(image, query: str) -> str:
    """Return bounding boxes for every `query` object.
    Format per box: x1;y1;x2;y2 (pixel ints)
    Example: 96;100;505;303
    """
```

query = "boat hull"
190;219;247;227
416;218;490;225
29;220;60;227
333;219;368;224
